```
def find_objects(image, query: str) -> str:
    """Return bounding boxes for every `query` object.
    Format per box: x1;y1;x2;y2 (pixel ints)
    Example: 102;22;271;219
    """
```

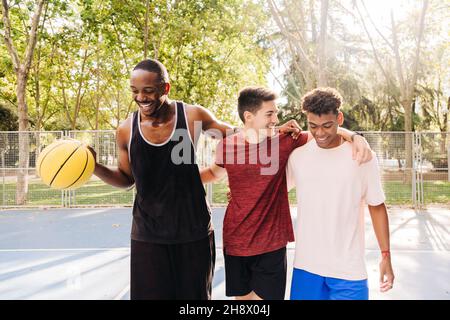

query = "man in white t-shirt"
287;87;395;300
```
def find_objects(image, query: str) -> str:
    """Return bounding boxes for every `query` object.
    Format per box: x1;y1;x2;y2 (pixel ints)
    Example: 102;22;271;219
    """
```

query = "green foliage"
273;0;447;133
0;0;271;130
1;0;447;132
0;105;18;130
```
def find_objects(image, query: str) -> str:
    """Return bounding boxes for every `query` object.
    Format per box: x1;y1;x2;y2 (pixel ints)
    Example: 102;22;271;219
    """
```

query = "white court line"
0;248;130;252
114;285;130;300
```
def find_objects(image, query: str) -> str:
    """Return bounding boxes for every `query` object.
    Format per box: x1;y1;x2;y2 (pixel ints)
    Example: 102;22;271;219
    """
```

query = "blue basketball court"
0;206;448;300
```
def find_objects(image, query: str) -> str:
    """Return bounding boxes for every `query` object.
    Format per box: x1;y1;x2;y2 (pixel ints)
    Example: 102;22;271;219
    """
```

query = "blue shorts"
290;268;368;300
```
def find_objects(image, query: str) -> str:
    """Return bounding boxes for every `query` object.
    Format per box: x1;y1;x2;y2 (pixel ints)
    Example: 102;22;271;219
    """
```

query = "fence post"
1;152;4;206
448;142;450;182
63;189;67;207
412;133;417;210
413;132;424;212
418;133;423;211
203;136;213;205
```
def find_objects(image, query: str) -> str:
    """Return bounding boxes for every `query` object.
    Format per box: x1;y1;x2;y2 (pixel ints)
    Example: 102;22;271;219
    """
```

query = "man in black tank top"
89;59;233;300
90;59;303;300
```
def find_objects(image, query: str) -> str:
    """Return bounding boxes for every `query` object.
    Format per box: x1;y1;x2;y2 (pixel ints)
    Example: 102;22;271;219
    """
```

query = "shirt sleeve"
293;132;309;149
363;152;386;206
286;153;296;192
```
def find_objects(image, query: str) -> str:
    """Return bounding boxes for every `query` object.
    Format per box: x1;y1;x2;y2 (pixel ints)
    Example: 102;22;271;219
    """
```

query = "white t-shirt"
287;140;385;280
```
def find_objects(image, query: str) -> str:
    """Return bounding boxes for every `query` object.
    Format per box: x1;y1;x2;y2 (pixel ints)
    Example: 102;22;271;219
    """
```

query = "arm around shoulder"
194;105;234;138
336;127;372;165
200;163;227;184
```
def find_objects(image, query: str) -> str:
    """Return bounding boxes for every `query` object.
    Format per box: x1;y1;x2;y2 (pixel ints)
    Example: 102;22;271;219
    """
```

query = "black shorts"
130;232;215;300
224;246;287;300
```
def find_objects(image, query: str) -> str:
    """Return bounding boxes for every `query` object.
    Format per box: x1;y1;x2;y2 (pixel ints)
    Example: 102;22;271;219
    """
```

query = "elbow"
118;170;134;189
124;182;135;190
205;168;220;183
123;179;134;189
199;170;208;183
125;176;135;188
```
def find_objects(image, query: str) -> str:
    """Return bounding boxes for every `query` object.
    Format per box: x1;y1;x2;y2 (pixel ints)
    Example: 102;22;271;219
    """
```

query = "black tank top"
129;101;213;243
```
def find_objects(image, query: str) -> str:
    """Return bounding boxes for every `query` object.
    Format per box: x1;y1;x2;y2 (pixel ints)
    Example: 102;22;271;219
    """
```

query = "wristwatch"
351;132;364;142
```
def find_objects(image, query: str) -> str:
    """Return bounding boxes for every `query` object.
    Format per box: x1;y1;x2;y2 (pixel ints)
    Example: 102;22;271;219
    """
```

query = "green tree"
0;104;18;130
1;0;46;204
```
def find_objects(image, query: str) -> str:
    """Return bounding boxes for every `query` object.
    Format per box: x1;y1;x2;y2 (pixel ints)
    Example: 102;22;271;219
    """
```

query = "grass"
210;180;449;206
423;180;450;204
0;178;448;207
0;179;133;206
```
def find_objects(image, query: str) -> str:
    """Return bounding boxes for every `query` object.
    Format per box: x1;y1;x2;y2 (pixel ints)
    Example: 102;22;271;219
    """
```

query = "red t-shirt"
215;132;308;256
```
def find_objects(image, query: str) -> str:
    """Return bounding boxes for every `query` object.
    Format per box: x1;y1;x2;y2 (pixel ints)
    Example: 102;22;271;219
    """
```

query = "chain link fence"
66;130;135;206
419;132;450;206
0;131;448;209
0;131;63;207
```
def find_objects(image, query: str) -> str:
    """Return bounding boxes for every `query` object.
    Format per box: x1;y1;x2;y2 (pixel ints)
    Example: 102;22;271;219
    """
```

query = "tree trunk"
143;0;150;59
310;0;317;42
2;0;45;205
95;36;100;131
33;65;41;179
391;1;428;184
267;0;317;89
317;0;328;87
16;72;30;205
402;99;413;175
446;96;449;182
440;131;447;155
447;95;450;131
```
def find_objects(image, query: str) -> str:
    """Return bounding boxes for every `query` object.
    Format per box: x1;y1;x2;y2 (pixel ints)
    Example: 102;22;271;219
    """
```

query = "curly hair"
301;87;343;116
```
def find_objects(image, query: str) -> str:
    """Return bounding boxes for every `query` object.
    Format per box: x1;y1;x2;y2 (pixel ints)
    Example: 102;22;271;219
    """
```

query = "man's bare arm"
368;203;395;292
200;164;227;184
195;105;234;138
90;121;135;188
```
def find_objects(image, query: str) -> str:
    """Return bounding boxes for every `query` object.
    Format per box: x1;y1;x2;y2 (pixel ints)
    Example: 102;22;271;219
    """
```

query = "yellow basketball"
36;139;95;190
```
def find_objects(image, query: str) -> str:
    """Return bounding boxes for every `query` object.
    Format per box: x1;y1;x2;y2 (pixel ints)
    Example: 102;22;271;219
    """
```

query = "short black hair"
237;86;277;123
301;87;342;116
133;59;169;83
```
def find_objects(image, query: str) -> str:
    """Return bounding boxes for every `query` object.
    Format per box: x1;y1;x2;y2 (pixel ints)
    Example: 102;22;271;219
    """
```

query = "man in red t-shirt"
200;86;371;300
